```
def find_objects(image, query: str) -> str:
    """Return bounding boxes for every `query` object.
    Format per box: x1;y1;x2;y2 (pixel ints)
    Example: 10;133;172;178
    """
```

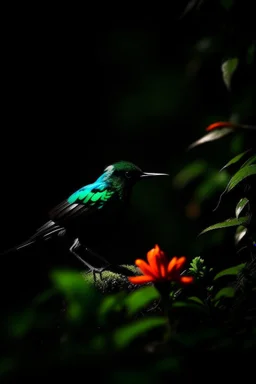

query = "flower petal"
147;244;168;278
167;257;178;273
135;259;156;278
180;276;193;284
128;275;154;284
160;262;168;278
158;247;169;277
174;257;186;271
147;247;161;276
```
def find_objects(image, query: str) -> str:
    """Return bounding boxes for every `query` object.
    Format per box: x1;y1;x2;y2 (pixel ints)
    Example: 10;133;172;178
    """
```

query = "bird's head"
102;161;169;187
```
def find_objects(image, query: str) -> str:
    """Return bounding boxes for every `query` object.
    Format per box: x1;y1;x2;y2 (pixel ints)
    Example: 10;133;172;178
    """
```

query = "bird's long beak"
140;172;169;178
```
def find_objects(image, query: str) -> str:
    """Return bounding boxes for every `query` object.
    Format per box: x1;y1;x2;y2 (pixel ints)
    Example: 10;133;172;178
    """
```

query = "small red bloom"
128;244;193;285
205;121;238;132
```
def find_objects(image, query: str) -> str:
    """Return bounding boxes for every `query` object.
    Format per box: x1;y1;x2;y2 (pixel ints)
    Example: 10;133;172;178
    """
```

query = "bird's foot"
83;247;112;282
90;266;110;283
69;238;111;282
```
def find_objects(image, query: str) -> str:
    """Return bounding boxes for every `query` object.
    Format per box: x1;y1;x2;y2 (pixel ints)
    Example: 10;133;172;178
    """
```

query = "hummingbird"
2;161;169;280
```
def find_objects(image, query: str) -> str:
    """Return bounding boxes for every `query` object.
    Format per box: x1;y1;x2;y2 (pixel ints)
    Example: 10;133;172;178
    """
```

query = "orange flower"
128;244;193;285
205;121;238;132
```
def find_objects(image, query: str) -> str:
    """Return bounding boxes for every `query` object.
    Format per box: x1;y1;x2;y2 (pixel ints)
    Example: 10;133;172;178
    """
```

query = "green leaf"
200;216;249;235
9;309;35;338
50;270;98;322
33;289;57;307
113;317;166;348
188;296;205;305
221;58;238;90
235;198;249;218
51;270;89;295
213;287;235;301
99;292;126;320
240;154;256;168
227;165;256;192
230;133;244;154
125;285;160;315
189;256;205;271
213;263;245;280
220;150;250;171
188;128;233;149
154;357;181;373
235;225;247;244
172;301;208;314
194;170;229;203
173;160;207;188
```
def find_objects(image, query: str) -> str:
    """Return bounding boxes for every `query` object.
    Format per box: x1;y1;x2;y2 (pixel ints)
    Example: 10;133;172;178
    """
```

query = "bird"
2;161;169;280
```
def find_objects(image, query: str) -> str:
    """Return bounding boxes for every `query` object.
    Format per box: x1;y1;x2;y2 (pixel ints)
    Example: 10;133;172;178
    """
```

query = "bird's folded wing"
48;184;117;223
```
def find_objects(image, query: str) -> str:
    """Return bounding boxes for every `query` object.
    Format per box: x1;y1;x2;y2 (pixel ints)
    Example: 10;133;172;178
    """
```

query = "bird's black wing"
48;184;118;225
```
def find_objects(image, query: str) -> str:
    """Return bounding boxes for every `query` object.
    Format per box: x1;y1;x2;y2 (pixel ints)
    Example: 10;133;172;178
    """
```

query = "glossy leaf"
9;309;35;338
220;150;250;171
113;317;166;348
51;270;88;295
235;198;249;218
154;357;181;373
214;263;245;280
33;289;57;307
194;170;229;203
235;225;248;244
50;270;98;321
173;160;207;188
200;216;249;235
172;301;208;314
99;292;125;320
188;296;205;305
125;285;160;315
230;133;244;154
213;287;235;301
221;58;238;90
188;128;233;149
240;154;256;168
227;165;256;192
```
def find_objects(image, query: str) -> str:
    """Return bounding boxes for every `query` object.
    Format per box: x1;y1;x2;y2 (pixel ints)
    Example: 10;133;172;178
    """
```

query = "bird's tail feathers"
0;239;36;256
1;220;65;256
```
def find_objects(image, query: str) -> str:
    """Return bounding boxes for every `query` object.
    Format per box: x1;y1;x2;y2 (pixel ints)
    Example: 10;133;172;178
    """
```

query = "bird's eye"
125;171;132;179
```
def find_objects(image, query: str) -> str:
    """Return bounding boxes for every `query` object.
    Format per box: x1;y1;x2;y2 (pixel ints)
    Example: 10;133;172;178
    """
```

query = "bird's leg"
84;246;113;282
69;238;111;282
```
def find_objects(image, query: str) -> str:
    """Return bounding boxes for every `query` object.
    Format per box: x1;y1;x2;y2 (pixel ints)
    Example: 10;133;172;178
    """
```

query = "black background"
1;1;255;306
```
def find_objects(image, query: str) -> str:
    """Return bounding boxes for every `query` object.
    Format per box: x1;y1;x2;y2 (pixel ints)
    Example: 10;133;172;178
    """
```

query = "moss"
81;264;152;294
